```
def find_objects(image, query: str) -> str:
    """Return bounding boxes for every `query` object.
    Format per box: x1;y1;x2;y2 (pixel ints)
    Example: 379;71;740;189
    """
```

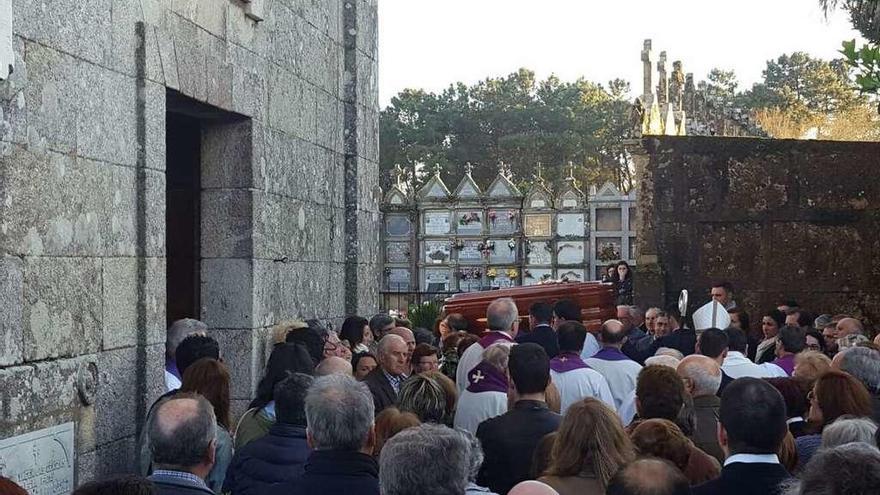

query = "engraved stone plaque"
423;211;450;235
595;208;622;231
387;268;411;291
455;211;483;235
489;242;517;264
524;214;552;237
558;269;584;282
557;241;585;264
0;423;74;495
385;242;409;263
488;209;518;235
529;198;547;208
424;241;451;264
424;269;451;292
526;240;552;265
557;213;585;237
457;240;483;264
523;268;553;285
385;215;412;237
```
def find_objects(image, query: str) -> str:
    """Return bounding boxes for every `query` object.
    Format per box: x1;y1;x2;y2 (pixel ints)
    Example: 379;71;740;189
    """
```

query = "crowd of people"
2;281;880;495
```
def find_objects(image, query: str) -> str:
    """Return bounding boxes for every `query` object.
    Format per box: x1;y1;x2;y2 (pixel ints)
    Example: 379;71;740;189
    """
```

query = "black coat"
515;324;559;358
654;327;696;357
716;370;734;397
692;462;790;495
476;400;562;495
362;367;398;414
267;450;379;495
222;423;310;495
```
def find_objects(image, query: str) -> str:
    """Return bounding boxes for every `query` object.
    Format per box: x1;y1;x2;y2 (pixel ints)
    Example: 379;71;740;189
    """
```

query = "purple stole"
591;347;631;362
549;352;591;373
479;331;514;349
466;361;508;393
773;354;796;376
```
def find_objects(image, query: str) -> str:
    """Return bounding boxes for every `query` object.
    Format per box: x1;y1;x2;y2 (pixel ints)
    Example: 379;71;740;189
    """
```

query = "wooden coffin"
443;281;617;334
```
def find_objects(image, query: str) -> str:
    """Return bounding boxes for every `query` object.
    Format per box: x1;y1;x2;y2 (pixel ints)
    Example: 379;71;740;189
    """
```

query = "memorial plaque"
490;269;517;289
0;423;74;495
558;269;584;282
526;240;552;265
523;268;553;285
489;241;517;264
424;269;451;292
385;215;412;237
385;242;410;263
455;211;483;235
457;240;483;264
629;236;637;260
557;213;585;237
488;209;518;235
557;241;585;265
595;208;622;231
387;268;411;291
529;198;547;208
423;211;450;235
424;241;451;263
524;214;552;237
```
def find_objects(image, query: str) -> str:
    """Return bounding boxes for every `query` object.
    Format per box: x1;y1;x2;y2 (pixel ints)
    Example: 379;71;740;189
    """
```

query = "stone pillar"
641;39;653;103
632;140;665;308
657;51;668;106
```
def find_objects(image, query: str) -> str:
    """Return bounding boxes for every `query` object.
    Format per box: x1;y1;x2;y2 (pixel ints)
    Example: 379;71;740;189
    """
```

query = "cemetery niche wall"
380;164;638;308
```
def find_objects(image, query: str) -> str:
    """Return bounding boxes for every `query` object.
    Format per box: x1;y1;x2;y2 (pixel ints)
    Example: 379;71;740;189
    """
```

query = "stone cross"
670;60;685;112
464;162;474;176
433;163;442;176
470;370;485;383
657;51;668;105
534;162;544;184
641;39;653;100
393;164;404;188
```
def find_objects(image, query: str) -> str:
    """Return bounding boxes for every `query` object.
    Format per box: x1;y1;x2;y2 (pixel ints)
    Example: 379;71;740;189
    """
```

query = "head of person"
616;305;634;330
422;370;458;421
777;300;799;313
174;334;220;378
482;342;513;372
73;476;157;495
629;306;646;328
322;330;352;361
696;327;729;362
762;309;786;340
645;307;661;333
653;311;671;337
726;308;749;334
552;299;581;326
793;351;832;384
792;442;880;495
251;342;314;410
285;326;325;366
636;365;685;421
377;334;410;377
274;372;313;427
677;354;722;398
487;297;520;336
271;319;308;345
606;263;618;280
777;325;806;356
821;416;878;449
411;343;440;373
395;317;413;329
369;314;397;340
315;356;353;376
165;319;208;362
630;418;691;471
808;370;874;430
397;374;447;423
718;378;787;456
605;458;690;495
456;334;479;358
836;317;865;338
373;407;421;457
838;333;871;351
822;322;840;354
438;312;469;340
784;308;810;328
379;424;470;495
305;374;375;452
765;377;809;420
508;343;551;399
654;347;684;361
557;321;587;355
352;351;378;381
599;319;627;348
804;329;826;353
644;354;681;369
388;327;416;356
179;358;231;430
340;316;372;351
544;398;636;488
616;260;632;281
413;327;436;347
725;326;749;355
528;301;553;328
710;281;734;307
834;346;880;395
148;393;217;478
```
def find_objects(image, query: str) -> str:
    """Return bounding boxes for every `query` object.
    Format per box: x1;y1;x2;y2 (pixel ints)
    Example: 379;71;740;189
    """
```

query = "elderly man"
833;346;880;424
165;319;208;391
762;325;805;377
791;443;880;494
379;424;471;495
315;356;353;376
836;317;864;339
454;343;512;434
147;394;217;495
363;334;410;413
585;319;643;411
456;298;519;392
678;355;724;463
269;374;379;495
644;307;661;335
620;305;649;362
606;458;690;495
630;306;648;333
550;321;614;413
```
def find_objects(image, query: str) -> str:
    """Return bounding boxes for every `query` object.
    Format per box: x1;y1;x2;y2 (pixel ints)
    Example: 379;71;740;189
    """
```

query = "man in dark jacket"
362;334;409;413
223;373;314;495
693;378;791;495
269;374;379;495
515;302;559;358
147;393;218;495
477;343;562;494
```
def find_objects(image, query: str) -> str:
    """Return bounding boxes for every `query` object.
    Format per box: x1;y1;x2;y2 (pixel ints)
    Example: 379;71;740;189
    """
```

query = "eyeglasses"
806;344;821;351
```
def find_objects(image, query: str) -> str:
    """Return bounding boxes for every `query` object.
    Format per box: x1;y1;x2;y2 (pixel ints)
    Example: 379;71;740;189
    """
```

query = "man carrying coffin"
456;297;520;392
549;321;615;414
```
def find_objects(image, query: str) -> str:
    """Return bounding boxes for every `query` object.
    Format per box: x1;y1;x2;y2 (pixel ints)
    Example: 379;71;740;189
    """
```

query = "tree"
704;68;739;100
818;1;880;104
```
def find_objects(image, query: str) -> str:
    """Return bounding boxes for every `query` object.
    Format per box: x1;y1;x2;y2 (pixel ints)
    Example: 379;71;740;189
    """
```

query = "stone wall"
635;136;880;329
0;0;379;485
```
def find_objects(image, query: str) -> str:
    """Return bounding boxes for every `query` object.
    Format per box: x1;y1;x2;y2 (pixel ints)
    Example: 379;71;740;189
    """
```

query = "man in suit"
693;378;791;495
477;343;562;494
457;298;519;392
695;327;734;396
362;334;409;413
516;301;559;358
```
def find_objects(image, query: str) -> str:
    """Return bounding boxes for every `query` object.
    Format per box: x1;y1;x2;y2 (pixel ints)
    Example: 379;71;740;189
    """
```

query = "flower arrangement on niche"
478;240;495;256
507;239;517;251
459;212;480;226
598;242;621;262
506;268;519;279
449;239;465;250
486;267;498;278
459;267;483;280
524;269;533;279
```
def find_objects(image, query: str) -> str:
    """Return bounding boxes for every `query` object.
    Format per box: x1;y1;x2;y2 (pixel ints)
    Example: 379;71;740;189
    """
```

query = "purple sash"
591;347;631;362
466;361;508;394
773;354;795;376
549;352;591;373
479;331;514;349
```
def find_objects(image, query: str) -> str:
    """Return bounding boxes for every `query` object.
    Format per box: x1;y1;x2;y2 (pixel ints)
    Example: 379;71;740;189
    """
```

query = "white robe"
455;332;514;393
722;351;773;379
550;368;615;414
454;389;508;435
585;354;642;411
580;332;601;359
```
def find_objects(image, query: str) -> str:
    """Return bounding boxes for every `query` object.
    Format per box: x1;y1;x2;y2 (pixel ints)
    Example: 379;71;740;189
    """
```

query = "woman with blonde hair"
538;398;635;495
793;350;832;384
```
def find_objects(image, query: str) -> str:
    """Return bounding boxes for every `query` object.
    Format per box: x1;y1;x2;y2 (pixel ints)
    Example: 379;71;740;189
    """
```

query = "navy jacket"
267;450;379;495
515;324;559;358
693;462;790;495
222;423;310;495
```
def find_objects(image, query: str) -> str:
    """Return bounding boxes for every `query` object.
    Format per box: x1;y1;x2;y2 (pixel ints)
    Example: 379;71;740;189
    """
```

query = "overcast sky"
378;0;864;107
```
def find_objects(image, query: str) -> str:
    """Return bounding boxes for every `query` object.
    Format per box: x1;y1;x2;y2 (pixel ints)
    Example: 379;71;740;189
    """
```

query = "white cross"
559;356;567;362
471;370;485;383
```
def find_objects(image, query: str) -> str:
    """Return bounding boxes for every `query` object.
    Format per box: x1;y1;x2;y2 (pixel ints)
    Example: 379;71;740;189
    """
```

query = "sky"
378;0;864;108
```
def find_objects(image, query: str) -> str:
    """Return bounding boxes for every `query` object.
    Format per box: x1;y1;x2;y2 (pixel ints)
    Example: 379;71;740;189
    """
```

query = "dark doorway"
166;112;202;324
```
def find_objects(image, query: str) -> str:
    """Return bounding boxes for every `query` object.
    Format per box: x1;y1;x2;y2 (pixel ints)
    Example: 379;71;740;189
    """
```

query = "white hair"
655;347;684;360
305;374;374;450
821;417;878;449
645;355;681;369
380;424;470;495
481;343;514;371
487;298;519;332
677;356;722;396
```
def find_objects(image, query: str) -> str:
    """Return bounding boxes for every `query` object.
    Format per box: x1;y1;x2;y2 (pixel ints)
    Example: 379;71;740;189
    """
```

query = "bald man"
315;356;353;377
362;334;409;413
584;319;643;412
677;355;724;463
456;298;520;392
388;326;416;374
836;317;864;339
606;458;690;495
147;394;217;494
509;480;561;495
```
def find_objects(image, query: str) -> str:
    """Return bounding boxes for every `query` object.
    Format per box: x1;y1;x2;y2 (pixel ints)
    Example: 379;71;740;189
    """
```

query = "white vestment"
550;368;615;414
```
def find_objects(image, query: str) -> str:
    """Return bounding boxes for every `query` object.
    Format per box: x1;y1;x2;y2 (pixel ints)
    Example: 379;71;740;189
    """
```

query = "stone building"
0;0;379;488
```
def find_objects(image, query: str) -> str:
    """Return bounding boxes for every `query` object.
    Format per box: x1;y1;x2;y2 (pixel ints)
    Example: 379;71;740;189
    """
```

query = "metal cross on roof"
433;163;442;176
534;162;545;184
464;162;474;176
393;164;404;188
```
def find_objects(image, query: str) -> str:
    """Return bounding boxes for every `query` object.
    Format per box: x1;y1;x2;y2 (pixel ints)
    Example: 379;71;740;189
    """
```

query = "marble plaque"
529;198;547;208
385;242;410;263
524;214;552;237
523;268;553;285
558;269;584;282
489;242;517;264
457;240;483;264
385;216;412;237
424;241;451;263
527;240;552;265
595;208;622;231
424;211;450;235
490;271;516;289
455;211;483;235
488;209;517;235
557;213;585;237
424;269;451;292
387;268;411;291
557;241;585;264
458;275;483;292
0;423;74;495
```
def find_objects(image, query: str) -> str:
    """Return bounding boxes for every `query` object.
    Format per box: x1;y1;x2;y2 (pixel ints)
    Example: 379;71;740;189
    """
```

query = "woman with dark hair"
615;261;633;306
803;328;826;354
352;351;378;381
795;370;874;467
235;342;314;449
765;377;810;437
756;309;786;364
601;263;618;283
180;358;234;493
340;315;372;354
